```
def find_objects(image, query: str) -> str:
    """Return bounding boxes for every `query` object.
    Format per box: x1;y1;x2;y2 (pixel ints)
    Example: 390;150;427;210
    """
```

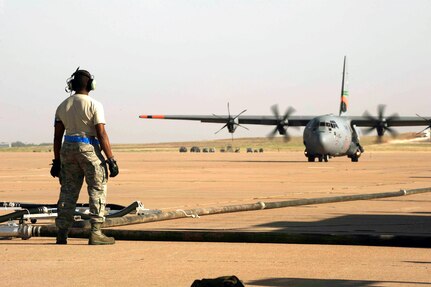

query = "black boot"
56;228;69;245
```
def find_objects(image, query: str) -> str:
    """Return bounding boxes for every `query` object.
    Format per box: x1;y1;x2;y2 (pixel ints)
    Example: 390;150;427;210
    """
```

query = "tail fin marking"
339;56;348;116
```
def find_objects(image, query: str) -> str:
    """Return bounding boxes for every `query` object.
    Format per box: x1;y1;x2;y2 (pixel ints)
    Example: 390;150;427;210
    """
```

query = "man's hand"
106;157;119;177
50;159;61;178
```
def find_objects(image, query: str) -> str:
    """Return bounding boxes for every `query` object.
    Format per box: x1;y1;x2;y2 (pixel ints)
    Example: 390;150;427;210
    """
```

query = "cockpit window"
317;121;339;129
330;121;339;129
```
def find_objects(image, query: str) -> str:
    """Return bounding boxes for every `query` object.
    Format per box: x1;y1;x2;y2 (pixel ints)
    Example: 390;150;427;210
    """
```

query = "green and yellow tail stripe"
339;56;348;116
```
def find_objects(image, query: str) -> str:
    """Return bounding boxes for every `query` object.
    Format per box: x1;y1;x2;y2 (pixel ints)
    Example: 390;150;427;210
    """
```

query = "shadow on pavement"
254;214;431;235
247;277;431;287
188;160;307;163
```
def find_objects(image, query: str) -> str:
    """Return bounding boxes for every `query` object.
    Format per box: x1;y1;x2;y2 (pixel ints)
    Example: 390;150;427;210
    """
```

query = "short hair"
72;70;92;92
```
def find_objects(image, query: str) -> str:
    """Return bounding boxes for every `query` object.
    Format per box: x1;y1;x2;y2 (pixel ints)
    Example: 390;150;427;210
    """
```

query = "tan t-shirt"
55;94;106;137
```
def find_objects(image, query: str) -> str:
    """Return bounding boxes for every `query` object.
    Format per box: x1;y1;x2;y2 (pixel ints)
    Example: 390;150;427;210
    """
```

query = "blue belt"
64;135;100;145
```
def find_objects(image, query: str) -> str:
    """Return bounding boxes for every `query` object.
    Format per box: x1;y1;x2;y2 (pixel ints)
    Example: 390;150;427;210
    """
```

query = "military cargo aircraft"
140;57;431;162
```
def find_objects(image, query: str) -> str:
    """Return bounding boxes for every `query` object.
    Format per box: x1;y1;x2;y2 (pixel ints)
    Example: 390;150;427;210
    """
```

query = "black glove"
106;157;119;177
50;159;61;178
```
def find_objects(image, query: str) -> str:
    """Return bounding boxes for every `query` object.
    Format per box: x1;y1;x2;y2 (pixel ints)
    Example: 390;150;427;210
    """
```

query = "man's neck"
74;89;89;95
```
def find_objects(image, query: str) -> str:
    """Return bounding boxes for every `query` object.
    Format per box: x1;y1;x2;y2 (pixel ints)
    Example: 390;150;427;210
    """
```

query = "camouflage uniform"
55;142;108;229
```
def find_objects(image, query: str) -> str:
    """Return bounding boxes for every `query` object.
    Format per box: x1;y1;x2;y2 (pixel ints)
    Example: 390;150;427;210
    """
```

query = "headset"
65;67;96;93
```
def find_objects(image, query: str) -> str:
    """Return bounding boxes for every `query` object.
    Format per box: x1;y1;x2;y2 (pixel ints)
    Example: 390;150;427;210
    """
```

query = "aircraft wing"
139;115;315;127
140;114;430;129
348;116;430;127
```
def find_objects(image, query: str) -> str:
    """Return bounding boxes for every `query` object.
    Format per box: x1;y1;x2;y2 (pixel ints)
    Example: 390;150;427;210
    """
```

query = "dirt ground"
0;151;430;287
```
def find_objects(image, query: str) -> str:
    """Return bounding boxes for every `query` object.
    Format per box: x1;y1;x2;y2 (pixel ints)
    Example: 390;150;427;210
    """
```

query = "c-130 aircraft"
140;57;431;162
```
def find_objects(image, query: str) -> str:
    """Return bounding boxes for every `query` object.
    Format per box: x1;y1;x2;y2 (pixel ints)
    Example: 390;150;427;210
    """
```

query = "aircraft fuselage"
303;115;362;162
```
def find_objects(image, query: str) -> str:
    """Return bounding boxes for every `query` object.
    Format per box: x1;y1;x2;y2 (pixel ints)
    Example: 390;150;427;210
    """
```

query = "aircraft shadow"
187;160;307;163
247;277;431;287
0;241;53;245
403;261;431;264
140;159;306;163
254;214;431;236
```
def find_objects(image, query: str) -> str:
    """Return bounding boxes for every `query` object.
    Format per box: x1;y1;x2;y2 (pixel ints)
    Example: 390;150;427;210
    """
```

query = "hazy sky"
1;0;430;144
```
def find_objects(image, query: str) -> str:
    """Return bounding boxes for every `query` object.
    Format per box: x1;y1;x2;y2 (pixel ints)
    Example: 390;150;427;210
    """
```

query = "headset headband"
72;66;92;79
65;66;96;93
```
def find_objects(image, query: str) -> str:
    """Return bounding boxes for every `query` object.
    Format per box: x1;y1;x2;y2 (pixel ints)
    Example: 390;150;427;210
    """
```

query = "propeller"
213;103;248;135
267;104;296;142
415;114;431;141
362;104;399;143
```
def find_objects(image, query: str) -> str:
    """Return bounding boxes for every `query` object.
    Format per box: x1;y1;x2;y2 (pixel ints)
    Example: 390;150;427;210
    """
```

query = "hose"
0;207;48;224
0;202;133;224
0;223;41;240
31;226;431;248
106;201;141;218
1;202;125;210
4;187;430;248
80;229;431;248
71;187;431;229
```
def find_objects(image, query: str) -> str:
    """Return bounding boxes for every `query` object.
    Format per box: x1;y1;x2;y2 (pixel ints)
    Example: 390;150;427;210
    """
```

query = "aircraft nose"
315;133;331;154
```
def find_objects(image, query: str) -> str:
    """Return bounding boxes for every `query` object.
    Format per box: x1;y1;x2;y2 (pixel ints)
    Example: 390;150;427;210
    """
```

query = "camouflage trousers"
55;142;108;230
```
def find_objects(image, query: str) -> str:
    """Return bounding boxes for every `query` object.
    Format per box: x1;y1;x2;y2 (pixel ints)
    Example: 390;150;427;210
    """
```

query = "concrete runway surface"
0;151;430;287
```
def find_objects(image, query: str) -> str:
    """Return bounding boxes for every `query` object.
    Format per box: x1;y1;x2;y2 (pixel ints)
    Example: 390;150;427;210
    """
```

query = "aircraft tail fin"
339;56;348;116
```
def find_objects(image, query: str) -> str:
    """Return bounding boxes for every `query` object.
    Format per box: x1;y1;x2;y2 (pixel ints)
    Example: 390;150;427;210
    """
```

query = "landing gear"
349;148;362;162
305;149;315;162
351;156;359;162
317;155;328;162
305;150;328;163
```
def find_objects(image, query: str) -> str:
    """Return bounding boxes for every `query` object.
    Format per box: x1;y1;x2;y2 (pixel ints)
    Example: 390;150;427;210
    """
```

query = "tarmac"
0;150;430;286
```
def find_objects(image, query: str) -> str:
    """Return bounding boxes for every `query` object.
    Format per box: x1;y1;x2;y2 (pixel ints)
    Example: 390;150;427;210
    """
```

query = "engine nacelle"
227;118;239;133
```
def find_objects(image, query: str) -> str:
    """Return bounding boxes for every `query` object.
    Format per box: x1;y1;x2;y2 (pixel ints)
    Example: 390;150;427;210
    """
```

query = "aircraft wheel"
351;149;361;162
323;155;328;162
318;156;323;162
308;156;315;162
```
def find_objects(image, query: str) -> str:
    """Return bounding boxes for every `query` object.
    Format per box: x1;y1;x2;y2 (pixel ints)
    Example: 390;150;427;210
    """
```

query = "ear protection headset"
65;67;97;93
